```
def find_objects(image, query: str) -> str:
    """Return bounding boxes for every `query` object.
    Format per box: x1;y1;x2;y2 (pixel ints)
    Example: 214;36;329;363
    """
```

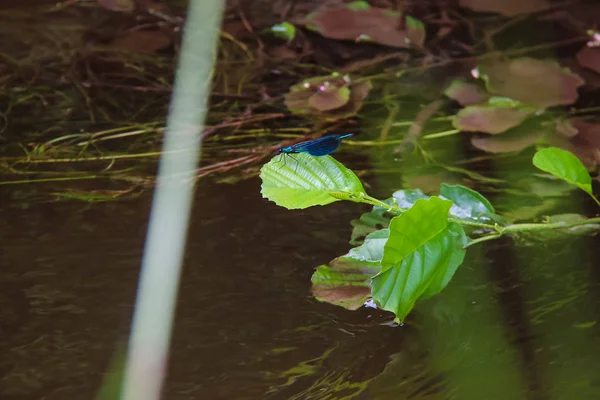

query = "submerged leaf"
372;197;467;322
444;79;490;106
454;102;534;134
471;121;546;153
533;147;592;194
304;2;425;48
479;58;584;108
260;153;365;209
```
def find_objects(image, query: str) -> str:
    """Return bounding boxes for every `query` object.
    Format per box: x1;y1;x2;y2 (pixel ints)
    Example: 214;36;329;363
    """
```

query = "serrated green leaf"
533;147;592;194
372;220;467;322
260;153;365;209
348;229;389;262
381;196;453;272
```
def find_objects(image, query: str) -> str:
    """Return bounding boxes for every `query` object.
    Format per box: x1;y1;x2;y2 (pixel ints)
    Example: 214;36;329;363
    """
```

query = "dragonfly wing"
306;136;342;156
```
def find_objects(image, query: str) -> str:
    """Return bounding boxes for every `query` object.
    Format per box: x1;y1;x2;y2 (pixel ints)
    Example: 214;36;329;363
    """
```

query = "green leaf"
347;0;371;10
381;196;453;272
348;229;389;261
532;147;592;194
260;153;365;209
440;183;495;222
391;188;429;208
267;22;296;42
372;212;467;322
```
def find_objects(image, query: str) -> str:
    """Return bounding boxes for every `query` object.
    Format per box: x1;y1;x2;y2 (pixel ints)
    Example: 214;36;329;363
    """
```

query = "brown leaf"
480;58;585;108
308;87;350;111
284;75;371;121
576;46;600;74
459;0;551;16
304;4;425;48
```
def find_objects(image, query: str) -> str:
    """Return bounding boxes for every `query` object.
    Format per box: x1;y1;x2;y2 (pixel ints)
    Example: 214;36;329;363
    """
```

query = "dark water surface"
2;174;600;400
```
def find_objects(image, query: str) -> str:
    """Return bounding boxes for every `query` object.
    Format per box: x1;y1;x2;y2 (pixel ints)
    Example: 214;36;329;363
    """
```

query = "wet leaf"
453;100;535;134
392;188;429;209
459;0;552;16
311;256;379;311
444;79;490;106
304;2;425;48
284;74;371;121
576;46;600;74
533;147;592;194
260;153;365;209
479;58;584;108
372;197;468;322
439;183;495;223
266;22;296;42
312;229;386;310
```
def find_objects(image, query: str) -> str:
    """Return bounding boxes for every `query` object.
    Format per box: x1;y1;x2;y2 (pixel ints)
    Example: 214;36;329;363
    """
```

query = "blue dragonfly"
276;133;354;170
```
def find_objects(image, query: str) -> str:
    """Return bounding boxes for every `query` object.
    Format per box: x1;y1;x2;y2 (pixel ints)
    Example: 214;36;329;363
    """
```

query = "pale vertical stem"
121;1;225;399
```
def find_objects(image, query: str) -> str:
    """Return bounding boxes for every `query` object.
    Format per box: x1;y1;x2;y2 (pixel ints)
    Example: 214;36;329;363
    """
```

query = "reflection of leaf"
304;2;425;48
459;0;551;16
534;214;600;239
373;197;468;322
533;147;592;194
454;102;534;134
284;74;371;121
576;46;600;74
479;58;584;108
444;79;490;106
260;153;365;209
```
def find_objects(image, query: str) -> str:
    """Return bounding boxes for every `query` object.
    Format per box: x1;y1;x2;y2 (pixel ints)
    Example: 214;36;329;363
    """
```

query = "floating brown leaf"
459;0;551;16
480;58;584;108
284;74;371;121
304;2;425;48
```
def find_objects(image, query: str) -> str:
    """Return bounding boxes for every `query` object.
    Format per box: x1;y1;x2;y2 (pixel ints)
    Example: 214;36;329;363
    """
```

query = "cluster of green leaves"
260;147;600;323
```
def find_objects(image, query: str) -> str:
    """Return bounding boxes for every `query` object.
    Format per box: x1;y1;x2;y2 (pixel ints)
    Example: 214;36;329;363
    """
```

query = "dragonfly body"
278;133;354;157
